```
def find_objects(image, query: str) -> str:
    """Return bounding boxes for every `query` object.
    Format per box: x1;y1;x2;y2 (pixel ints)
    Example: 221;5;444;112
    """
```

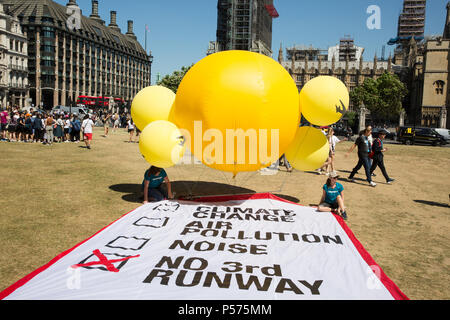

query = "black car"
372;127;396;140
397;126;447;146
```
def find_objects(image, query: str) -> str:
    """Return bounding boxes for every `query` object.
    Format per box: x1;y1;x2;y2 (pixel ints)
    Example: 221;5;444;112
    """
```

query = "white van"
52;105;88;116
434;128;450;144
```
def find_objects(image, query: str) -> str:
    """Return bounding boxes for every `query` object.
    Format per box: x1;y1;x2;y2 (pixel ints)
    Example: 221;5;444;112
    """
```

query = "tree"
350;72;408;124
156;64;194;93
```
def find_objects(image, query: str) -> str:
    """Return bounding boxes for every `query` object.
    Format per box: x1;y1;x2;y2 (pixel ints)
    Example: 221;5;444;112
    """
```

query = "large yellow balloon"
300;76;349;127
139;120;185;168
171;50;300;175
285;126;329;172
131;85;175;131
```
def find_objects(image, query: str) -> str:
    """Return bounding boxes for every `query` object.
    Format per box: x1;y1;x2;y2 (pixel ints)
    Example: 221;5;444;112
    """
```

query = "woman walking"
370;129;395;184
127;117;135;143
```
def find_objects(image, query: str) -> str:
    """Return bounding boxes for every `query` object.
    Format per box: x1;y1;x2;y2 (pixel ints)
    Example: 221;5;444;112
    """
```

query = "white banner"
1;193;407;300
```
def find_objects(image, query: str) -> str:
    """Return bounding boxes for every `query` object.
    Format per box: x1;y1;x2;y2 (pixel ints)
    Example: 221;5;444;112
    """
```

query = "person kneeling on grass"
142;166;174;203
317;172;347;220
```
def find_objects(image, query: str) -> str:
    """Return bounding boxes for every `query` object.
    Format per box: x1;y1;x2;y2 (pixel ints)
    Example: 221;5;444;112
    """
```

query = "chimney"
110;11;117;26
108;10;121;32
89;0;105;25
127;20;133;34
126;20;137;39
90;0;99;18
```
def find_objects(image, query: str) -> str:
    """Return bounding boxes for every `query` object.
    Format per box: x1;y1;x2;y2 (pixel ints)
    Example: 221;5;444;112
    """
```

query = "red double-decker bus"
76;95;97;107
76;96;126;109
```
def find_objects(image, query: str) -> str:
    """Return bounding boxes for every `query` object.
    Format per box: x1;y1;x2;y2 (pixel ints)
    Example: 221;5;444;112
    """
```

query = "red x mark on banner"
71;249;140;273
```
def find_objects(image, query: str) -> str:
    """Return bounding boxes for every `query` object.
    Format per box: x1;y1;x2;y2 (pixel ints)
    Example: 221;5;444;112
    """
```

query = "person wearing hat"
317;172;347;220
81;114;94;149
370;129;395;184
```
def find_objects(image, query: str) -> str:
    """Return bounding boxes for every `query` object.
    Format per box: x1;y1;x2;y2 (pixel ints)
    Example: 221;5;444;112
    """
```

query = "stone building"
278;39;392;111
393;1;449;128
0;3;29;108
0;0;152;110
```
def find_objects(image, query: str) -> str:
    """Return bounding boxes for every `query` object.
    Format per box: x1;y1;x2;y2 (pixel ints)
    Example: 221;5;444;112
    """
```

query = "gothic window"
434;80;444;95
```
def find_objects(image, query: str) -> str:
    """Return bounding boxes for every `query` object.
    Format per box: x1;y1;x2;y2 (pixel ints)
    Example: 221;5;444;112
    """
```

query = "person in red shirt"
0;108;9;141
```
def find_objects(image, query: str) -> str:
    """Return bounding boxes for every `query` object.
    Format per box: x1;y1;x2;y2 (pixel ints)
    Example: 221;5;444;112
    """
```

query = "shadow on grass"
413;200;450;208
273;194;300;203
109;181;299;204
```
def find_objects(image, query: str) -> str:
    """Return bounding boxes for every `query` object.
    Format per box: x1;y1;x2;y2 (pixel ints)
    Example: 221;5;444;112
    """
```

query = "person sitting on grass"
142;166;173;203
317;172;347;220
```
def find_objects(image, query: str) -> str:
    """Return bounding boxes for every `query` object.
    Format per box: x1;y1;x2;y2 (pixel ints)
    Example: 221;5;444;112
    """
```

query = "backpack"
72;121;81;131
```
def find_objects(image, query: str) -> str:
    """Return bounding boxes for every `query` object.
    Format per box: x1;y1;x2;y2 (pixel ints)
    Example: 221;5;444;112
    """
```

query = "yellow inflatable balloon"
171;50;300;175
139;120;185;168
131;85;175;131
285;126;329;172
300;76;349;127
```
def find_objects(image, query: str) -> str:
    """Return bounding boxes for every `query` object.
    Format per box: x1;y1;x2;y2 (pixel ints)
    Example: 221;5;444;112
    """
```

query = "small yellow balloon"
131;85;175;131
285;126;329;172
300;76;349;127
139;120;185;168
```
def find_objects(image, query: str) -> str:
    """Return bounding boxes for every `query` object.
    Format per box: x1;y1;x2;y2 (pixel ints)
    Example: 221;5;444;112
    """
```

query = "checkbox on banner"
133;217;169;228
152;203;180;212
105;236;151;251
72;250;140;273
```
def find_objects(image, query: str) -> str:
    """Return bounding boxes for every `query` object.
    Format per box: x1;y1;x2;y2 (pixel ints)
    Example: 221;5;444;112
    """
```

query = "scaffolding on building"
216;0;276;56
339;36;357;61
389;0;426;45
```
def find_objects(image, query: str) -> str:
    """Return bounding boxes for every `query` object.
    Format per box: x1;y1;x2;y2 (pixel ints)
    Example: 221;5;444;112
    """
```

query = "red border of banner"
0;193;408;300
0;208;137;300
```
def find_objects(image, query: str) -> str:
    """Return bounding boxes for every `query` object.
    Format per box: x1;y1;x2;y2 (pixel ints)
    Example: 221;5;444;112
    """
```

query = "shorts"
128;128;134;133
0;123;7;131
84;133;93;141
8;125;16;133
319;201;339;209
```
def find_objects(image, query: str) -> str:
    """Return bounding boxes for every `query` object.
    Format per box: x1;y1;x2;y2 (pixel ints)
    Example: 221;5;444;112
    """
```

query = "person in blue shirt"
370;129;395;184
317;172;347;220
142;166;173;203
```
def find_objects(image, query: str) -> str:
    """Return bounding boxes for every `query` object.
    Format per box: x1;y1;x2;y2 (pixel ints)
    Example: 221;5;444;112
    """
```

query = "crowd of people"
0;106;137;147
3;105;397;223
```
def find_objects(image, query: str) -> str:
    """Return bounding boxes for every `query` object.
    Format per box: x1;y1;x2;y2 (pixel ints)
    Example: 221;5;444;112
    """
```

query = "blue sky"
55;0;447;84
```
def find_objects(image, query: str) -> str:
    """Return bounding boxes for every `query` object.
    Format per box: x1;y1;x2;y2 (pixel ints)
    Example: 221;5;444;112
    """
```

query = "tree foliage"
156;64;194;93
350;72;408;123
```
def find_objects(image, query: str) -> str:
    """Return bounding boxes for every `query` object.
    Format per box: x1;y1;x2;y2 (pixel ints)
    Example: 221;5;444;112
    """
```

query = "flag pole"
145;24;148;54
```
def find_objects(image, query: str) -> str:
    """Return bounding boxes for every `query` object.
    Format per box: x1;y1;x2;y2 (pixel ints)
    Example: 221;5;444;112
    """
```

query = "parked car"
51;105;88;116
331;125;348;137
397;126;447;146
372;127;396;140
434;128;450;144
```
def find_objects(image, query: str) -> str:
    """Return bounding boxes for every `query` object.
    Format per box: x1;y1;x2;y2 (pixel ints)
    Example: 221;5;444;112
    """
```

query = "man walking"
346;127;376;187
